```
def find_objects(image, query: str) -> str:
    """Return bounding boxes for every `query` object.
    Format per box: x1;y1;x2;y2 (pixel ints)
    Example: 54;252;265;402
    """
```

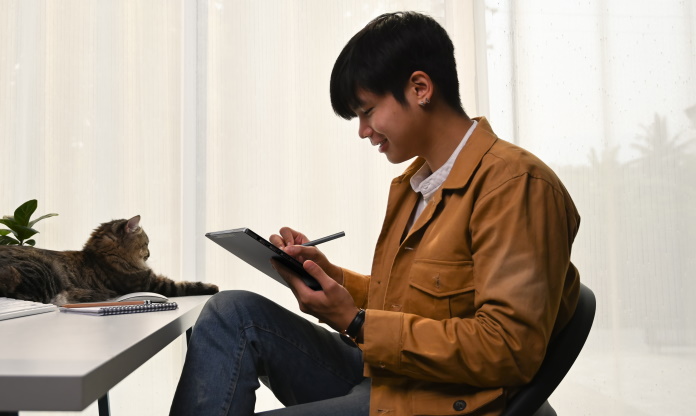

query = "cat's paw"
179;281;219;296
203;284;219;294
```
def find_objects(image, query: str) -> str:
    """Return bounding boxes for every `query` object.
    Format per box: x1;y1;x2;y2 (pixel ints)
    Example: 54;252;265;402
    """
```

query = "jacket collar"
393;116;498;191
389;117;499;240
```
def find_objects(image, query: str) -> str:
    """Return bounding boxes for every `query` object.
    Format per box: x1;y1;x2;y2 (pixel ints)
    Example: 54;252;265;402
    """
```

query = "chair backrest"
502;283;596;416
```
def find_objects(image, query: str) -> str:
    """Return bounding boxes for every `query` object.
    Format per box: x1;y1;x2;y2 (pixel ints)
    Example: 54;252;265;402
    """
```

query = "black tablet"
205;228;322;290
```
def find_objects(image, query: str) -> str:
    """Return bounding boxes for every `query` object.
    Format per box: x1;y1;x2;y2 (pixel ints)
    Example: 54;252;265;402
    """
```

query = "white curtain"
2;1;187;414
481;1;696;415
2;0;694;415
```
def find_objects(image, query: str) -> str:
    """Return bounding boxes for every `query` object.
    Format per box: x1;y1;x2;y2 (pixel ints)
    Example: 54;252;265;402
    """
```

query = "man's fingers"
303;260;333;289
283;245;312;263
278;228;293;246
272;258;316;300
269;234;285;248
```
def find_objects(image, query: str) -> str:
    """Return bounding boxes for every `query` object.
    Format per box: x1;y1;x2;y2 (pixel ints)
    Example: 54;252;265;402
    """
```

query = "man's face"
353;88;424;164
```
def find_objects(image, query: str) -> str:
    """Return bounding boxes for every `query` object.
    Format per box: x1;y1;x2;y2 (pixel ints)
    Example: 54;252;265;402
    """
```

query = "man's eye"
364;108;374;116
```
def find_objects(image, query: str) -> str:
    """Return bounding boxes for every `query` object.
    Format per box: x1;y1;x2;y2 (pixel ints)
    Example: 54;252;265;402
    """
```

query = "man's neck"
422;112;474;172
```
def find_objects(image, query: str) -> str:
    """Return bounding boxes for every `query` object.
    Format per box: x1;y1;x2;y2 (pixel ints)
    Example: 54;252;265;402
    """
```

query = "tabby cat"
0;215;218;305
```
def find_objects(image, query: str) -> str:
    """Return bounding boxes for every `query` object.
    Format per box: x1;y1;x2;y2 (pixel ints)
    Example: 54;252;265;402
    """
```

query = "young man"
170;11;580;416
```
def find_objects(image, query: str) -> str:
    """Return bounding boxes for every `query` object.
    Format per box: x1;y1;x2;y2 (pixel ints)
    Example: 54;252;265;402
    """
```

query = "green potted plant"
0;199;58;246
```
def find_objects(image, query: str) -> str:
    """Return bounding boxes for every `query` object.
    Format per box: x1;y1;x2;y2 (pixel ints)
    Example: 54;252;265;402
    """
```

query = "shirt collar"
409;120;478;201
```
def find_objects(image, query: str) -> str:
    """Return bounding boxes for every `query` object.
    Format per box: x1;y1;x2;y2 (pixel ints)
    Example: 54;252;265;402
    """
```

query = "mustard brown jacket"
341;117;581;415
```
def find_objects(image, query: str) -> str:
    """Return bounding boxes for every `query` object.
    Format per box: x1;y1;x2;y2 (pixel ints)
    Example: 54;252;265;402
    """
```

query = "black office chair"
502;283;596;416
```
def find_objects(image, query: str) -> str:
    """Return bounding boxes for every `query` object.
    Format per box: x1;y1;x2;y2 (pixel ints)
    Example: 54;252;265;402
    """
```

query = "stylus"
302;231;346;247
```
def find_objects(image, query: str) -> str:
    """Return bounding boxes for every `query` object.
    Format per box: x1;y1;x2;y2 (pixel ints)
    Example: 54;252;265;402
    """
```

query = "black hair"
330;11;466;120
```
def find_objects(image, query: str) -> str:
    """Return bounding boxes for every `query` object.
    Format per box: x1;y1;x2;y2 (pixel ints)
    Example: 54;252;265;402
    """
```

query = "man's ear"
408;71;433;106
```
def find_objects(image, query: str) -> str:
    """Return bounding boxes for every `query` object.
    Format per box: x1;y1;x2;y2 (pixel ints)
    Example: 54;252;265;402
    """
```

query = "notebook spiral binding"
99;302;178;315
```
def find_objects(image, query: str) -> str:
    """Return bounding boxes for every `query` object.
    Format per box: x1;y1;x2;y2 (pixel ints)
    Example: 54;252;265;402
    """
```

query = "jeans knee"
208;289;262;308
199;290;270;325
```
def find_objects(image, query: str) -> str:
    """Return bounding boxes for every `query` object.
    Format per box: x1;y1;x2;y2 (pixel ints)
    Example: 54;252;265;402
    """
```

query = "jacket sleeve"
360;173;577;387
341;267;370;309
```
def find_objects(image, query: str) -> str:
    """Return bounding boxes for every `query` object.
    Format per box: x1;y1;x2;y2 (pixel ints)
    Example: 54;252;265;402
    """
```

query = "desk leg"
98;392;111;416
92;326;186;416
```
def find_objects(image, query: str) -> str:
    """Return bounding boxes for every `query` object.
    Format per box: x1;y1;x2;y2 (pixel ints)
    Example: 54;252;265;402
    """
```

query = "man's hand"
273;258;358;333
270;227;344;285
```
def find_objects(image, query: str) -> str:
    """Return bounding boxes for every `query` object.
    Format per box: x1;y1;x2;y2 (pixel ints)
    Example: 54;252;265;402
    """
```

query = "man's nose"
358;120;373;139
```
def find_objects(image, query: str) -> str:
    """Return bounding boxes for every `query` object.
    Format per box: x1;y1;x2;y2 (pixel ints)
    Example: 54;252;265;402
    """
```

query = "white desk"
0;295;211;414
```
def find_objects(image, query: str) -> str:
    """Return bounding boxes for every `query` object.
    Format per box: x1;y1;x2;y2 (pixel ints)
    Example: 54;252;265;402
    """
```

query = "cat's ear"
126;215;141;233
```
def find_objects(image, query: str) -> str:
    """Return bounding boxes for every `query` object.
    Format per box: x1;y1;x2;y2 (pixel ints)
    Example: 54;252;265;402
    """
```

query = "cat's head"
84;215;151;269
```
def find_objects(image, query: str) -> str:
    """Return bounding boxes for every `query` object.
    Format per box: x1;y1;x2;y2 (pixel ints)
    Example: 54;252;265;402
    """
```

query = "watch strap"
345;308;366;339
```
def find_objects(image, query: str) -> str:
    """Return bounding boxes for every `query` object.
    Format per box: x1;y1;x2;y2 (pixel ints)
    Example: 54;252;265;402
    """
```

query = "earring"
419;97;431;107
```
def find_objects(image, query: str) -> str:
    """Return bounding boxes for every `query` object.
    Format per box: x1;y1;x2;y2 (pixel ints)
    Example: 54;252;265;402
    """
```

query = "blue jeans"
170;291;368;416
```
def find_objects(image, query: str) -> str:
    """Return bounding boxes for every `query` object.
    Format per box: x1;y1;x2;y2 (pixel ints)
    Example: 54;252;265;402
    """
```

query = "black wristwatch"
342;308;366;345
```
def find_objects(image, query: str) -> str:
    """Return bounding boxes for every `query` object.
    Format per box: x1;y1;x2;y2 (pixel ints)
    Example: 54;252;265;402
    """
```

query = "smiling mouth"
373;138;388;153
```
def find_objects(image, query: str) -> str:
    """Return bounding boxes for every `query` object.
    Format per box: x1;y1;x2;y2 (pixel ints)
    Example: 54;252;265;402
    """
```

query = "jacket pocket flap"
409;260;475;298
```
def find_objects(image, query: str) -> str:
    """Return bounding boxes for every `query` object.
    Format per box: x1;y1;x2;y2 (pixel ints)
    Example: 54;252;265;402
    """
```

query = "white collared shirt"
407;120;478;231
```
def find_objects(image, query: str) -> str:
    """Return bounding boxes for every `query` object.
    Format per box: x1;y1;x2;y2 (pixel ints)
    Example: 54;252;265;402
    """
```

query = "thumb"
303;260;334;289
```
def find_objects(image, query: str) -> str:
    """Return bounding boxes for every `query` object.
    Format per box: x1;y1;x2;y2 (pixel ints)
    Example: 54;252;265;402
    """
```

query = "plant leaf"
0;235;19;245
0;229;10;236
0;219;17;229
0;220;38;242
0;217;19;228
14;200;38;226
28;213;59;227
24;239;36;246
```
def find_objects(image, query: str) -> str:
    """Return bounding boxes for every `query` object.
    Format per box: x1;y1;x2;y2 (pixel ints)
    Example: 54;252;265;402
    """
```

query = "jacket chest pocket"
405;260;475;320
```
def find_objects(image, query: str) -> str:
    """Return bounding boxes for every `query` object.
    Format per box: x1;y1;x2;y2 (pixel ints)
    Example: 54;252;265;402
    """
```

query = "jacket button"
453;400;467;411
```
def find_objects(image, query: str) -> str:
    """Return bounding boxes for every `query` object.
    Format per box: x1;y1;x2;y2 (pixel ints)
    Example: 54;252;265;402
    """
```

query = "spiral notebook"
60;302;178;316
